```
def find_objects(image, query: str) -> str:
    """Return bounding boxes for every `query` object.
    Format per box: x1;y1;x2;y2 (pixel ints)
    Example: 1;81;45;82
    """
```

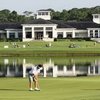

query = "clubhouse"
0;9;100;42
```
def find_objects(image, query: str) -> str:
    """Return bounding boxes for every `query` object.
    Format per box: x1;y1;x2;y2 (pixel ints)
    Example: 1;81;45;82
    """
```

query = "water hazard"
0;57;100;77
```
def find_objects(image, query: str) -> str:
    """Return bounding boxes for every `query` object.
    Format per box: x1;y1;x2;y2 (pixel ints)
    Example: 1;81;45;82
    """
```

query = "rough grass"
0;77;100;100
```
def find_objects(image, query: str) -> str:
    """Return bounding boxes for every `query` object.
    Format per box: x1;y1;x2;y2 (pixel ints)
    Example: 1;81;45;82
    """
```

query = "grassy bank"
0;77;100;100
1;50;100;57
0;40;100;56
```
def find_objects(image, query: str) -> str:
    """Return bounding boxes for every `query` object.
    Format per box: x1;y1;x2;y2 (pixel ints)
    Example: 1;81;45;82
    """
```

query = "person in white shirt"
28;64;43;91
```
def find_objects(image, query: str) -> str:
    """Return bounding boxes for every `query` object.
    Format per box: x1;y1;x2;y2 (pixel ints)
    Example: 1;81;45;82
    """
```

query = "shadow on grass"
0;88;27;91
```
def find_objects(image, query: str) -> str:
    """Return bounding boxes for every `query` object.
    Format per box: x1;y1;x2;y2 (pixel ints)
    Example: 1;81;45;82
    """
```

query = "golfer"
28;64;43;91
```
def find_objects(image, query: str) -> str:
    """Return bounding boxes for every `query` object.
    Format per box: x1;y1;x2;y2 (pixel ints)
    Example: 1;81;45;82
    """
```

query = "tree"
52;11;61;20
0;9;10;22
23;11;33;17
60;9;69;21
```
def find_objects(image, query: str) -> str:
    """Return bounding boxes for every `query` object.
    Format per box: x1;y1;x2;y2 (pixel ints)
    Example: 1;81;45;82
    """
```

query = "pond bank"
0;50;100;57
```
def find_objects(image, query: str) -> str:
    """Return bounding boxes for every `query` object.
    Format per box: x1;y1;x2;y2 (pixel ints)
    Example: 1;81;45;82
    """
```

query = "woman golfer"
28;64;43;91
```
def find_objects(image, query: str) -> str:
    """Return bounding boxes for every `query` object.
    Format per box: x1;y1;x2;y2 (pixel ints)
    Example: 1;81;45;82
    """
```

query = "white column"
32;27;34;39
6;31;9;38
23;66;26;78
6;66;10;76
63;31;66;38
64;66;67;73
53;66;57;77
93;66;95;75
22;26;26;41
93;30;95;38
43;27;46;38
72;30;75;38
43;67;47;77
88;66;91;75
88;30;90;37
72;64;76;76
23;59;26;78
52;26;57;38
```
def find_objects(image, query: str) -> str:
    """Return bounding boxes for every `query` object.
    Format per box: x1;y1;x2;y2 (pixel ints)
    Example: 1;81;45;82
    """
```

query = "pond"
0;56;100;77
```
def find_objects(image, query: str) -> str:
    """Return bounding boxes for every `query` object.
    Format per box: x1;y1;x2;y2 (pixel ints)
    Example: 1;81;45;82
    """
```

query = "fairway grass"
0;77;100;100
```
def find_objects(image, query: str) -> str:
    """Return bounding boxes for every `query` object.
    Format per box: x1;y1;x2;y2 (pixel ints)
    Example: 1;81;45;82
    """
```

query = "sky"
0;0;100;14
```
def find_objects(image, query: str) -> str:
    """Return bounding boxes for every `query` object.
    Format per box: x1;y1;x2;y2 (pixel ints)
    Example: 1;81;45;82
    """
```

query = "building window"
95;33;98;38
46;31;52;38
58;65;64;71
9;33;15;39
90;30;93;38
34;27;43;31
90;33;93;38
25;27;32;31
26;32;32;38
42;12;48;15
46;12;48;15
95;30;98;33
67;34;72;38
75;33;80;37
66;32;72;38
94;15;98;18
57;32;63;39
0;33;6;39
38;12;42;15
34;32;43;40
90;30;93;33
67;66;72;71
42;12;44;15
38;12;49;16
18;33;22;39
95;30;98;38
46;27;52;30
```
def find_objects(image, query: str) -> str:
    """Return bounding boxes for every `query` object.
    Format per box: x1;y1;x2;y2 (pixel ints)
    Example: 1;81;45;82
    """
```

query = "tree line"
51;6;100;21
0;6;99;23
0;9;34;23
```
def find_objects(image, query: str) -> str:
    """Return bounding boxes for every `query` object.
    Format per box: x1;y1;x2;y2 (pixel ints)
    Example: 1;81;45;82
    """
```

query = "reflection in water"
0;58;100;77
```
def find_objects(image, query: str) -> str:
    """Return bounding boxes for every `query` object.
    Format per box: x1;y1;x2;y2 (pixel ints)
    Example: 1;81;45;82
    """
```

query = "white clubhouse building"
0;9;100;42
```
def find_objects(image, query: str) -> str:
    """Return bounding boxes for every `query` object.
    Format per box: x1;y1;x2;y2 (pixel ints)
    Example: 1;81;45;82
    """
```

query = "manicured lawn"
0;77;100;100
0;40;100;51
0;40;100;56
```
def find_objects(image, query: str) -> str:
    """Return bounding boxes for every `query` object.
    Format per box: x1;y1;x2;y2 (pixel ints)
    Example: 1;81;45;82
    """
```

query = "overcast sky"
0;0;100;14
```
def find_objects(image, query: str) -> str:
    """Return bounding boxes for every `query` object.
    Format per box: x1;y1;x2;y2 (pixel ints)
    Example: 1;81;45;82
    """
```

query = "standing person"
28;64;43;91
